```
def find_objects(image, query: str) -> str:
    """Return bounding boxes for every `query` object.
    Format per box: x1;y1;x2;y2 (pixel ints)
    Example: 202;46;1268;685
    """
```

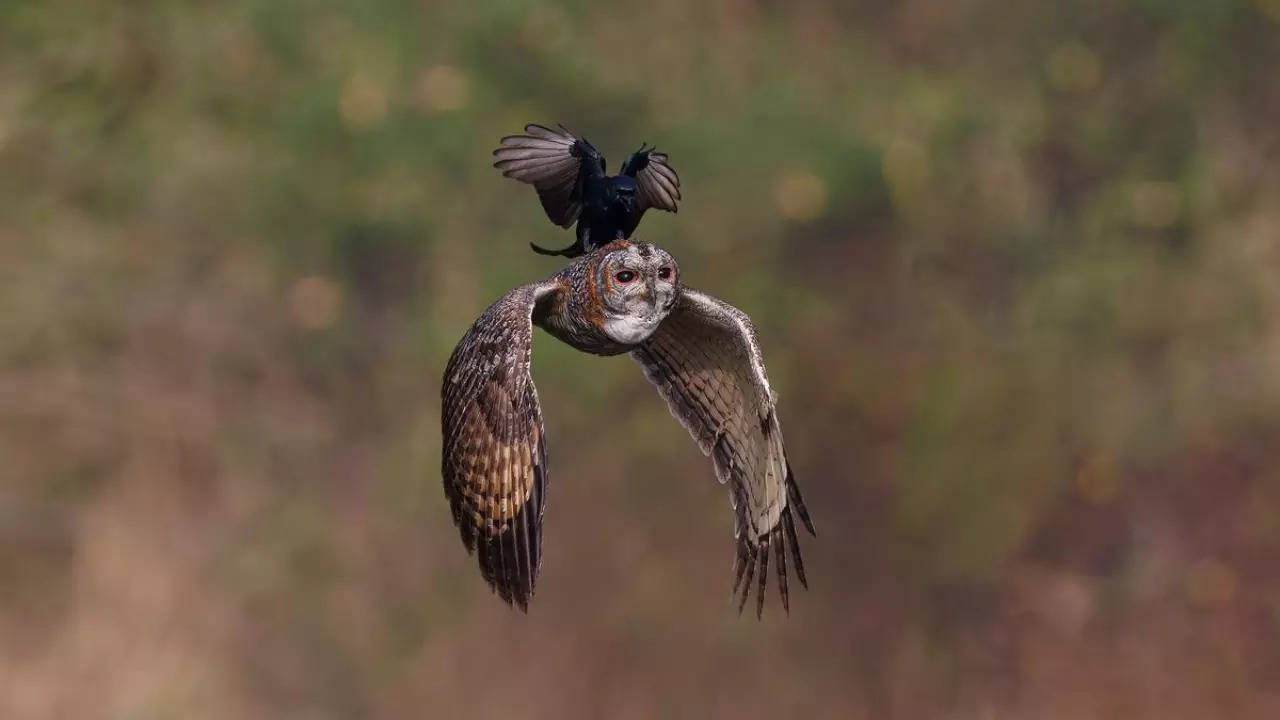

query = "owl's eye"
657;267;673;281
614;270;636;283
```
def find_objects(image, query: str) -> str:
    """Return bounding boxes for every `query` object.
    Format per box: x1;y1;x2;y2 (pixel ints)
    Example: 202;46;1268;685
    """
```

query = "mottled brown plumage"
441;240;814;616
632;288;815;616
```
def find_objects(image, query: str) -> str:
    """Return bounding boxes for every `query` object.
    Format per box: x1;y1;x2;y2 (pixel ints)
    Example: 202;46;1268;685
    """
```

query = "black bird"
493;124;682;258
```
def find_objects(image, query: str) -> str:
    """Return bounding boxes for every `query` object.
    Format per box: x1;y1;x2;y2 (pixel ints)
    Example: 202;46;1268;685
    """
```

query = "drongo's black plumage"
493;124;682;258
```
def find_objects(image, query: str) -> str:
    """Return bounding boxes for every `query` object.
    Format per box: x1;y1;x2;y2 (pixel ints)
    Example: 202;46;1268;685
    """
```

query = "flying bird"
492;124;682;258
441;240;814;617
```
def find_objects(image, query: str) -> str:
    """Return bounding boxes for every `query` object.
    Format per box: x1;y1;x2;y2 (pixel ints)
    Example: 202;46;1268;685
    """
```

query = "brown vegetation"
2;1;1280;717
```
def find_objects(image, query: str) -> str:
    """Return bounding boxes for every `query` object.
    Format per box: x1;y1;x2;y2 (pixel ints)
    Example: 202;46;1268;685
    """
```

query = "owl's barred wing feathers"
493;124;600;228
441;280;561;610
632;289;815;618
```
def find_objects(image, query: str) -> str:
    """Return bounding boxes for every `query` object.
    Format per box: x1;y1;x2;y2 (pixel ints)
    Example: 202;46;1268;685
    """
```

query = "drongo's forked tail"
529;240;584;258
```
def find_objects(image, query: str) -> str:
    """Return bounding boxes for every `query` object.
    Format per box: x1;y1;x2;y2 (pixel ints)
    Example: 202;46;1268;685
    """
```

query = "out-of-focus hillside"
2;1;1279;717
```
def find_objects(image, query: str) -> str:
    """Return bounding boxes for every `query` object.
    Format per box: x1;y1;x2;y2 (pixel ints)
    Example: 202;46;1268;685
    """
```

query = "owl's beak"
638;282;660;312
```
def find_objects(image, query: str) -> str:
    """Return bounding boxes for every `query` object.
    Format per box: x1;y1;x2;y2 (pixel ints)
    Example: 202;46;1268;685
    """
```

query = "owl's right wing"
441;279;563;610
631;289;815;618
493;124;604;228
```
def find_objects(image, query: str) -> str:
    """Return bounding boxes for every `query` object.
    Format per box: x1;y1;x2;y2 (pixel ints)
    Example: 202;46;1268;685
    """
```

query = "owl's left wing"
441;279;563;610
631;289;815;618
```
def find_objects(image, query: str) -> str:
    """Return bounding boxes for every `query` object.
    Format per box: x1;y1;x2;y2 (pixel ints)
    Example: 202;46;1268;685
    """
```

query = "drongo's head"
612;175;639;213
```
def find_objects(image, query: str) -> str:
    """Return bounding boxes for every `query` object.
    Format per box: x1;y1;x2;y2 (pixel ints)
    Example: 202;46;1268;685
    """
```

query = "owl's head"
592;240;680;345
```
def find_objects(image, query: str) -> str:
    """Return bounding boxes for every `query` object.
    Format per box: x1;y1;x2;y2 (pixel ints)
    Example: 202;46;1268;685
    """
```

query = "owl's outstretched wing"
441;280;563;610
631;289;815;618
493;124;604;228
620;146;681;214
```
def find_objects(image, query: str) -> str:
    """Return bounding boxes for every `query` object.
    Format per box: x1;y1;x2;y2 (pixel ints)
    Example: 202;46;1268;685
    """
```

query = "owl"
441;240;814;617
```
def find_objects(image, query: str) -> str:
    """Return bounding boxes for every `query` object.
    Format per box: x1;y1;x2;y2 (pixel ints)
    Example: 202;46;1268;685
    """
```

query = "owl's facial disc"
598;243;680;345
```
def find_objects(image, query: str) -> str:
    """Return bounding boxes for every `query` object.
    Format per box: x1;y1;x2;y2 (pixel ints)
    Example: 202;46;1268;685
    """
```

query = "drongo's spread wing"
493;124;604;228
620;146;681;214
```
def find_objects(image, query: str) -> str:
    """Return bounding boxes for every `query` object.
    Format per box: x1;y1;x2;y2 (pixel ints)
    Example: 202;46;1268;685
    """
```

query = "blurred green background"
3;0;1280;717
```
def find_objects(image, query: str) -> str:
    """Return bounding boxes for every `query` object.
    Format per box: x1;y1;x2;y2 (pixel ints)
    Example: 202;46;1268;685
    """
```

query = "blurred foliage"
2;0;1280;718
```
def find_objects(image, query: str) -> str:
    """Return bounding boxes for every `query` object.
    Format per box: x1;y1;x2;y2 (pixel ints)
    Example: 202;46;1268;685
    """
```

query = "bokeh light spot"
419;65;469;113
1257;0;1280;22
1033;572;1098;635
1185;558;1238;608
1131;181;1181;228
339;72;388;130
1075;455;1121;504
772;170;828;221
290;276;343;330
1048;42;1102;93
